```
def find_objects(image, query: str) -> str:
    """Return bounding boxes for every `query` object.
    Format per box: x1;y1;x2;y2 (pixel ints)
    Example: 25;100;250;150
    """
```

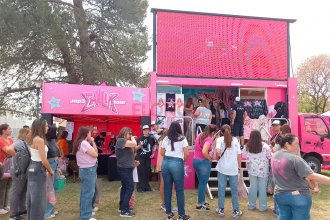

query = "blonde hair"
18;128;30;141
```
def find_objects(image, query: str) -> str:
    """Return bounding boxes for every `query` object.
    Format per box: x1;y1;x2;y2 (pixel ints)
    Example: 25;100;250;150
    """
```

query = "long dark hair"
46;125;57;141
27;119;47;145
185;97;193;108
167;121;184;151
279;134;298;148
199;124;217;145
72;127;90;155
59;130;68;139
221;124;232;148
246;130;263;154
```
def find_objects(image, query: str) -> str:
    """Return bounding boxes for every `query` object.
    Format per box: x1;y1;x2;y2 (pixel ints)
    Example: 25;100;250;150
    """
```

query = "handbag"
2;157;14;178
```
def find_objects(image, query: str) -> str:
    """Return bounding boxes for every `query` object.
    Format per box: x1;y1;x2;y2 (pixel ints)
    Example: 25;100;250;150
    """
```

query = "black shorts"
232;123;244;137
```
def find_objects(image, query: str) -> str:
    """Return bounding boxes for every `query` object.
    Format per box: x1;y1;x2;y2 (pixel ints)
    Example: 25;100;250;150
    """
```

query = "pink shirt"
194;134;213;160
76;140;97;168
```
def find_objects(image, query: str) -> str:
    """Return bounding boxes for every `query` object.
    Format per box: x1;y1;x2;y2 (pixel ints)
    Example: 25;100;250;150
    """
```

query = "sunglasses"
272;124;280;127
128;132;132;135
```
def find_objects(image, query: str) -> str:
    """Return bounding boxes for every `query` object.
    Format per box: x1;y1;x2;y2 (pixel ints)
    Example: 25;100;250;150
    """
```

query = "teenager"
215;125;242;218
160;121;190;220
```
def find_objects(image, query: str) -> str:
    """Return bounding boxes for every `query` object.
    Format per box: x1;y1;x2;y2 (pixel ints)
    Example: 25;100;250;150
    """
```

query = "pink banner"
42;83;150;116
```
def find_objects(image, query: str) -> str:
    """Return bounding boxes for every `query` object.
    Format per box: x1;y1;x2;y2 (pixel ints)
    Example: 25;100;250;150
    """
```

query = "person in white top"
160;121;190;220
215;124;243;218
26;119;54;220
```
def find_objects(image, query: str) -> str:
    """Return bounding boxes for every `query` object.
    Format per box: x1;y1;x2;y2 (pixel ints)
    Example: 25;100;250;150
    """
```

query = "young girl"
73;127;98;220
193;124;217;211
26;119;54;220
243;130;272;211
160;122;190;220
215;124;242;218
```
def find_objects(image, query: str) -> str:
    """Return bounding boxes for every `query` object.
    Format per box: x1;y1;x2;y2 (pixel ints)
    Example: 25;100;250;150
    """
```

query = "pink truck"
299;114;330;173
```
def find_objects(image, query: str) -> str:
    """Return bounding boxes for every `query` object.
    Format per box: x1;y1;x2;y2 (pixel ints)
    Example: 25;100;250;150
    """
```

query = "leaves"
0;0;150;115
297;54;330;113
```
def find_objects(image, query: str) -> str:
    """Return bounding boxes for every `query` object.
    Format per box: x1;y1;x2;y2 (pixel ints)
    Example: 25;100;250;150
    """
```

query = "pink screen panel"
156;12;288;80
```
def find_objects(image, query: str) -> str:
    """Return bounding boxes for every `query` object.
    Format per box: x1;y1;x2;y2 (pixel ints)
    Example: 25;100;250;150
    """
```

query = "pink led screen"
156;11;288;80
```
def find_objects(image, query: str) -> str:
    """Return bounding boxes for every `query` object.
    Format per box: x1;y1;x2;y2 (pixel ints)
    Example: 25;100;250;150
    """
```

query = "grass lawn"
3;170;330;219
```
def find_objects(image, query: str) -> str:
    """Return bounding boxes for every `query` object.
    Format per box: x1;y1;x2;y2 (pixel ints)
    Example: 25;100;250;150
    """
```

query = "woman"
193;124;217;211
218;102;230;127
26;119;54;220
156;129;167;211
10;128;29;220
0;124;15;215
194;99;212;133
242;130;271;211
272;134;330;220
215;124;242;218
57;131;69;158
184;97;194;145
73;127;98;220
160;121;190;220
44;125;61;218
115;127;138;218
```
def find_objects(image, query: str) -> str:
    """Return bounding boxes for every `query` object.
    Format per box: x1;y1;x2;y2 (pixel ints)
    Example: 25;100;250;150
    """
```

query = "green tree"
297;54;330;114
0;0;150;115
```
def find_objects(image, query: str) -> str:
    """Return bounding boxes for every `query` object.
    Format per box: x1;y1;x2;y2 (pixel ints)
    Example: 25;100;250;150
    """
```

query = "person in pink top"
193;124;217;211
72;127;98;220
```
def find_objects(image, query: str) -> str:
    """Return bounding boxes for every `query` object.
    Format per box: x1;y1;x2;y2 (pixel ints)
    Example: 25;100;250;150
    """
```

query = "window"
304;117;329;137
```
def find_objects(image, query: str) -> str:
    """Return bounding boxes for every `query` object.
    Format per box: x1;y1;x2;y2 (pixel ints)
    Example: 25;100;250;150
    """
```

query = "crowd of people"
2;103;330;220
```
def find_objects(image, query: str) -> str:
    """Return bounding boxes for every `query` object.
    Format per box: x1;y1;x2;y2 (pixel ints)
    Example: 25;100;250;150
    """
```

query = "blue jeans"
79;165;97;220
162;156;186;216
274;192;312;220
217;172;240;211
248;175;268;211
193;158;211;205
117;167;134;212
45;159;58;217
27;161;47;220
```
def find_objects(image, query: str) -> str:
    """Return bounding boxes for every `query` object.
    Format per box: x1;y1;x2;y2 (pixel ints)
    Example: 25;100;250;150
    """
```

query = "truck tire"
305;156;321;173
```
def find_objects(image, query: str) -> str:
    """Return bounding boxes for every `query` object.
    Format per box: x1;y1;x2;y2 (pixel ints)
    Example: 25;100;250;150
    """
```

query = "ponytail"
199;124;217;145
221;124;232;148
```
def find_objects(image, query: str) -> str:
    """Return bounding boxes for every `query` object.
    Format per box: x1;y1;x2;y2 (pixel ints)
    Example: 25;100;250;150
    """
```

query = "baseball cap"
142;125;149;130
272;120;281;125
235;97;240;102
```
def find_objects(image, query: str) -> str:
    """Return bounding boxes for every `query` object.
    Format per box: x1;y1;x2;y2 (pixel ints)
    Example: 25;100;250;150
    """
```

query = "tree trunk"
73;0;95;85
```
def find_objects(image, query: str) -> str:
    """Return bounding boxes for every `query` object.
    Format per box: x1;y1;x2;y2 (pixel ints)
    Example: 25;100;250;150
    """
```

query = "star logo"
48;97;61;110
132;89;145;103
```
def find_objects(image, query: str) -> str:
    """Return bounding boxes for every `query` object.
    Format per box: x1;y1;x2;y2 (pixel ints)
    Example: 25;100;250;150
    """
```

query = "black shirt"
233;102;246;124
115;138;135;168
94;135;105;147
137;135;155;157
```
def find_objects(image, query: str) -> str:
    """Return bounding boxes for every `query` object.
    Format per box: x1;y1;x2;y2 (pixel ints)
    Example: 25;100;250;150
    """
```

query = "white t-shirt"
161;136;188;159
215;136;241;176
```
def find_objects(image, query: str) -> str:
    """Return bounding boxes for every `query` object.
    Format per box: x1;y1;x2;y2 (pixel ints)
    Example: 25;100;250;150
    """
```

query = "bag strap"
219;147;227;159
22;141;31;157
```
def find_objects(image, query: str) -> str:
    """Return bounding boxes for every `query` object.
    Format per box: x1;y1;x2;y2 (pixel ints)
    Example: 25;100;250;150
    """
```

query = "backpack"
13;141;31;176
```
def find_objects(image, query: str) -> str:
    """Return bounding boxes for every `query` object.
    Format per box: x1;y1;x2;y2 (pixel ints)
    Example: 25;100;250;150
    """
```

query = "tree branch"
48;0;75;8
0;86;38;97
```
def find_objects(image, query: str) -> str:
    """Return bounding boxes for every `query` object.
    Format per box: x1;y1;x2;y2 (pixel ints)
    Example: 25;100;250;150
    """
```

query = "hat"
272;120;281;125
142;125;149;130
150;121;156;125
235;97;240;102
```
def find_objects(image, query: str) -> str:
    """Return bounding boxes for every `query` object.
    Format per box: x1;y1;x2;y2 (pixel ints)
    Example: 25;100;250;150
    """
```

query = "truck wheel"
305;156;321;173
